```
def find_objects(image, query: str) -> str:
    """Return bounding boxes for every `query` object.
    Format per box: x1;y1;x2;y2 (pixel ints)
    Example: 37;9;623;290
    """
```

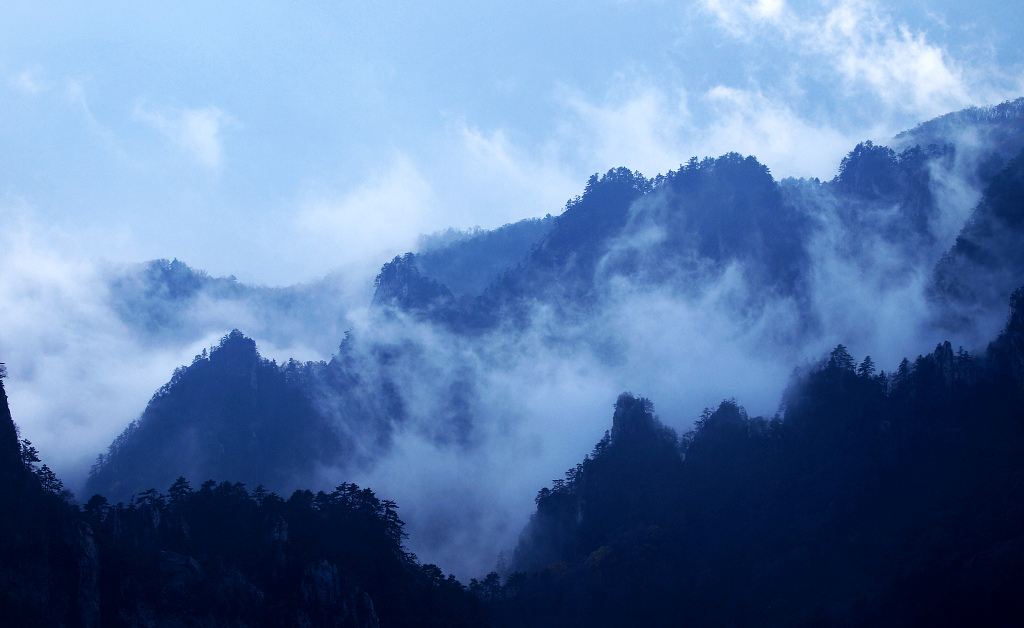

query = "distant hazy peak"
896;97;1024;141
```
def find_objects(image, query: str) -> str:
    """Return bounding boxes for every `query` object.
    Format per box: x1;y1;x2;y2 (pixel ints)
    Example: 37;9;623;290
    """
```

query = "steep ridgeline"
414;215;556;299
1;377;486;627
107;258;353;354
374;160;813;330
1;374;98;627
893;96;1024;186
488;290;1024;627
932;147;1024;334
373;101;1024;336
85;330;403;502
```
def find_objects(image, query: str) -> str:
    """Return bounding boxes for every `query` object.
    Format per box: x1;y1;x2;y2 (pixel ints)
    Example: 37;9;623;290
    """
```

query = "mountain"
931;147;1024;335
374;103;1023;337
8;97;1024;624
893;96;1024;186
106;258;354;354
84;330;410;502
98;99;1024;351
1;375;487;627
81;99;1024;578
489;288;1024;627
374;159;811;330
413;216;556;299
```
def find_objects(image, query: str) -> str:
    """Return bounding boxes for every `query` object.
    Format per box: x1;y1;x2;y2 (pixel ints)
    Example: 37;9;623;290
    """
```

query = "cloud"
0;204;214;489
296;155;434;273
134;104;231;169
9;69;48;95
698;0;993;119
554;78;856;180
454;122;578;222
559;81;691;177
814;1;971;115
700;86;854;178
700;0;788;34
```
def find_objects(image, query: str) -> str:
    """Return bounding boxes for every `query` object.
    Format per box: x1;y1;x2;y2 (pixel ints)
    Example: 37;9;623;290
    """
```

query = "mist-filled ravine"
3;90;1024;626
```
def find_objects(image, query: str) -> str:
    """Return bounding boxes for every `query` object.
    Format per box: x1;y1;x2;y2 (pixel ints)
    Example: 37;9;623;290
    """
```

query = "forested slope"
491;289;1024;626
1;373;486;627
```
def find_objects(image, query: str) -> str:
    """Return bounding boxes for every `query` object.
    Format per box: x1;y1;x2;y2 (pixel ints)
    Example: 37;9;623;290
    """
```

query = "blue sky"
1;0;1020;285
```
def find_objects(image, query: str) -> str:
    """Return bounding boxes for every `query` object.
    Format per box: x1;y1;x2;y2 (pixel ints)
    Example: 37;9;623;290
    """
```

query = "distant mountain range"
492;288;1024;625
87;98;1024;504
4;97;1024;625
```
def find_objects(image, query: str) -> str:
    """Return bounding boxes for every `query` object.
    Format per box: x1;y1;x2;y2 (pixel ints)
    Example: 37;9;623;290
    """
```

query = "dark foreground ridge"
0;375;485;627
5;98;1024;626
4;288;1023;626
487;289;1024;627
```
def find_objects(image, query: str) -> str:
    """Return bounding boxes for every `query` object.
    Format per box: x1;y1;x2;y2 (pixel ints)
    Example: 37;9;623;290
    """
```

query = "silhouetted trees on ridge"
486;290;1024;627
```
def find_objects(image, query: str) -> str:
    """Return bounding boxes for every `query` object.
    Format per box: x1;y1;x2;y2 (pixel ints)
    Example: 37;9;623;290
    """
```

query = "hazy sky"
1;2;1021;576
1;0;1020;285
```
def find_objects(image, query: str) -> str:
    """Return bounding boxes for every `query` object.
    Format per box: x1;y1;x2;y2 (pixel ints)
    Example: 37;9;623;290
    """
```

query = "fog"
2;108;1018;581
311;148;995;578
0;206;369;485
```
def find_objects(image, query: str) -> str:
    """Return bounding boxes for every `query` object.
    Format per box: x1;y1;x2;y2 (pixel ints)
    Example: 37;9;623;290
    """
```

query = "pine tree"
857;356;876;378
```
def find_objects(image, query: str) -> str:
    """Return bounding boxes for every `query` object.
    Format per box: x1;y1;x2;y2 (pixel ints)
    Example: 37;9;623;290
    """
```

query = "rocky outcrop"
74;521;101;628
1001;286;1024;390
298;561;379;628
372;253;454;313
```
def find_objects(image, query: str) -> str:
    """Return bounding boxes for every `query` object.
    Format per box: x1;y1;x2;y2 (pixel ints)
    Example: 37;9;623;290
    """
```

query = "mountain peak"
609;393;657;444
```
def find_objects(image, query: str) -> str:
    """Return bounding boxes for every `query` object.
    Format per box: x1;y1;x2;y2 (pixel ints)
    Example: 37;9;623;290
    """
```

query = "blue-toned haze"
0;1;1022;576
2;0;1020;282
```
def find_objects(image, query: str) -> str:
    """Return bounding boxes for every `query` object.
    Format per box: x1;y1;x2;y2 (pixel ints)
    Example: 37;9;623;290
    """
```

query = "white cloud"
0;204;211;490
560;82;691;177
454;123;578;221
814;1;971;115
553;79;858;180
699;0;985;119
134;104;231;169
700;86;856;178
296;155;434;270
9;69;47;95
700;0;788;34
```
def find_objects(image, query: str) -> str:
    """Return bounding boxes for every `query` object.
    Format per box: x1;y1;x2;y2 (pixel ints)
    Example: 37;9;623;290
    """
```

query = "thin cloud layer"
700;0;1004;118
0;207;210;484
295;155;435;277
134;104;231;170
0;0;1020;584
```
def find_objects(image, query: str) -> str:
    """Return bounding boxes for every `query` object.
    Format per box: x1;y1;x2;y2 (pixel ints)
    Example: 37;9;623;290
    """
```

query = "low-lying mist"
3;107;1021;581
313;156;998;578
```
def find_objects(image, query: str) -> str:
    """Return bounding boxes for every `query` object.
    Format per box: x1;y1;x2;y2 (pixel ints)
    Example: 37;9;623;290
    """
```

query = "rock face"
75;521;101;628
372;253;454;313
1007;288;1024;389
932;149;1024;334
0;377;20;474
299;561;379;628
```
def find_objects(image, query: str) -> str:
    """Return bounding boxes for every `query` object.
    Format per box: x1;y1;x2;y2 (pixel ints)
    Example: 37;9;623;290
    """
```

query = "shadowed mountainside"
932;147;1024;333
89;99;1024;513
1;375;487;627
489;289;1024;627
